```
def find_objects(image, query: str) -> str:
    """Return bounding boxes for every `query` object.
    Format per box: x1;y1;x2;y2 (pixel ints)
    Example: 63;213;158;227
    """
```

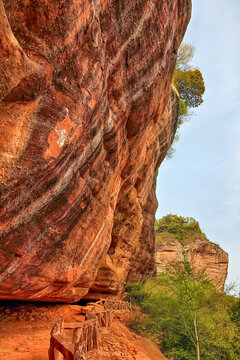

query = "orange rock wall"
0;0;191;302
155;238;229;290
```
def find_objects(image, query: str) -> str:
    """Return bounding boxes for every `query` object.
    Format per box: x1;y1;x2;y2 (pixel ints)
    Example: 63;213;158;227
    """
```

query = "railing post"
93;320;100;353
82;326;88;354
57;316;64;335
106;310;112;327
49;317;65;360
85;306;96;320
72;328;83;345
74;341;86;360
87;324;93;351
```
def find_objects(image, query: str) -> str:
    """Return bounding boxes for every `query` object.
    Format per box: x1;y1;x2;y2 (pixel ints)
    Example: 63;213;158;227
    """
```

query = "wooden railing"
48;315;99;360
96;298;132;312
48;299;131;360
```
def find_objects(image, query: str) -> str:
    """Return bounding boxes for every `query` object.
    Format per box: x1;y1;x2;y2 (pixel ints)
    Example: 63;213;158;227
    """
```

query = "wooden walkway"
48;299;132;360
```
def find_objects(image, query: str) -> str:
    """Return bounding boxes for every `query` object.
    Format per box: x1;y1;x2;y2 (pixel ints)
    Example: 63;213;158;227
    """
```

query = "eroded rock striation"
155;236;228;290
0;0;191;302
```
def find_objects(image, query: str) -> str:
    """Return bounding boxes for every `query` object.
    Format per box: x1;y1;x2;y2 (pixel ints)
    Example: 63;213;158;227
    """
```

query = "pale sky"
156;0;240;286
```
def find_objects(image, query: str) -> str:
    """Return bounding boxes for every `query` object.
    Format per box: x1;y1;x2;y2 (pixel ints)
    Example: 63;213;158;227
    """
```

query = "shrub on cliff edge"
154;214;207;243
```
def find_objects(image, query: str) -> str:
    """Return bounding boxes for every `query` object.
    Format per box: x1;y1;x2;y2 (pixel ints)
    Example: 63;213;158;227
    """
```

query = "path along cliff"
0;301;168;360
0;0;191;302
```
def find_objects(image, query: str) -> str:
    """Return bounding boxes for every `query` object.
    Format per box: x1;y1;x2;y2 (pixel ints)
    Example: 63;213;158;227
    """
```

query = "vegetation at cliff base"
126;263;240;360
154;214;207;243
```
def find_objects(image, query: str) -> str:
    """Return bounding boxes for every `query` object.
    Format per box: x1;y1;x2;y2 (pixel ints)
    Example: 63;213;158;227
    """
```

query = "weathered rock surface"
155;236;229;290
0;0;191;302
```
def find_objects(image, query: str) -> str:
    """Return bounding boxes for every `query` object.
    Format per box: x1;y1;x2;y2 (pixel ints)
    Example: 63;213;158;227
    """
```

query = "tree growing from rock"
174;43;205;109
174;68;205;108
167;44;205;159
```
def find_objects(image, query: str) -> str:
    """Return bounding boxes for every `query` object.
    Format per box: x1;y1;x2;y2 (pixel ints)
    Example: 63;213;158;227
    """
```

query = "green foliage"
229;300;240;333
165;144;176;159
173;43;205;109
154;214;207;243
166;44;205;160
125;282;148;304
126;264;240;360
174;68;205;108
178;98;189;125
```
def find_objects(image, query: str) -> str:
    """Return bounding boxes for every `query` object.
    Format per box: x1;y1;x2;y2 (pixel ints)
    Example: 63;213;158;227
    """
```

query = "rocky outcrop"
0;0;191;302
155;237;229;290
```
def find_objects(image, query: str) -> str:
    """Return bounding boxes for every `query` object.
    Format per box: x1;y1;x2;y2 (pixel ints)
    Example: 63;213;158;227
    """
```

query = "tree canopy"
174;68;205;108
173;43;205;108
166;43;205;159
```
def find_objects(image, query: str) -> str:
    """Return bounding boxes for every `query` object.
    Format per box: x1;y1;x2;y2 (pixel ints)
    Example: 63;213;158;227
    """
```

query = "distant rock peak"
155;236;228;290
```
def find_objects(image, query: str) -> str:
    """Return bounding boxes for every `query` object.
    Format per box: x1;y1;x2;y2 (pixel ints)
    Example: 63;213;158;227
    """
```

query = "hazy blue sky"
156;0;240;286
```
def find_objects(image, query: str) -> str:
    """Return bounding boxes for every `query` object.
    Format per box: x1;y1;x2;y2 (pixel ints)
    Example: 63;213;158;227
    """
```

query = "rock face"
0;0;191;302
155;237;229;290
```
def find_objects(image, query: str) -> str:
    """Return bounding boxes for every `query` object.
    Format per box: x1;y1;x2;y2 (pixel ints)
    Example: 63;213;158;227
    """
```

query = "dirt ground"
0;301;168;360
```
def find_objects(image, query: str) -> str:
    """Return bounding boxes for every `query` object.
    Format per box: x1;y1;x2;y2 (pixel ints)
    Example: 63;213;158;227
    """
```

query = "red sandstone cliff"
155;236;228;290
0;0;191;302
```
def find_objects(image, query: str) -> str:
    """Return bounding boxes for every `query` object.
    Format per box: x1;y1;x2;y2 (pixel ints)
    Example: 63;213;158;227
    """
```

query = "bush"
126;264;240;360
155;214;206;242
125;282;148;305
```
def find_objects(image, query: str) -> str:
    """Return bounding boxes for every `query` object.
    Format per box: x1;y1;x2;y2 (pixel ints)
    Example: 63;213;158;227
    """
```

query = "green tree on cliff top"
154;214;207;242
